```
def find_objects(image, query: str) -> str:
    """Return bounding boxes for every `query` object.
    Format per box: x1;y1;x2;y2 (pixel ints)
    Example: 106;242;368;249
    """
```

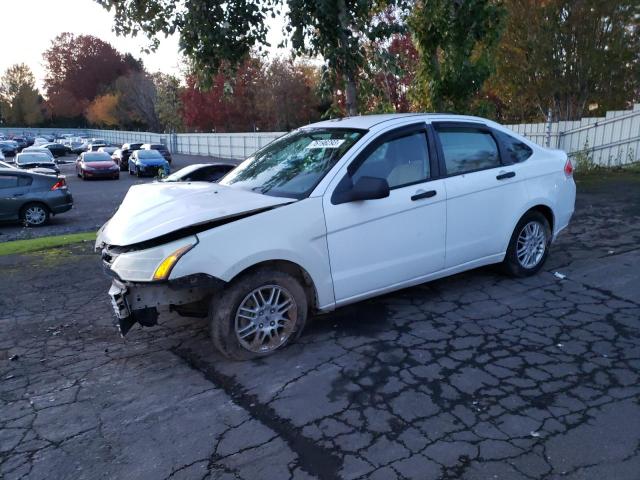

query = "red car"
76;152;120;180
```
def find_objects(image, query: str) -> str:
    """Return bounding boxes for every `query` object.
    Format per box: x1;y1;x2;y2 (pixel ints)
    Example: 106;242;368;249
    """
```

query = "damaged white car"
96;114;575;359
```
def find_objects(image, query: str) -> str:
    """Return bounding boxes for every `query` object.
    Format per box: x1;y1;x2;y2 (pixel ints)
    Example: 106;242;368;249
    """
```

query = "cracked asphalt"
1;173;639;480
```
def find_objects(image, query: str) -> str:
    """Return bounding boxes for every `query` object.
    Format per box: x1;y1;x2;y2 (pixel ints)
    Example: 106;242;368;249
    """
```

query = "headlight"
110;236;198;282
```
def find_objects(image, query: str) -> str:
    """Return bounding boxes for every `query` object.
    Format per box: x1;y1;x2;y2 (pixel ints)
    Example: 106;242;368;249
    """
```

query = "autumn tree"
153;73;184;132
360;32;419;113
0;64;43;126
112;72;160;130
487;0;640;122
182;57;266;132
43;33;142;122
409;0;505;114
86;93;120;126
258;58;322;130
97;0;408;116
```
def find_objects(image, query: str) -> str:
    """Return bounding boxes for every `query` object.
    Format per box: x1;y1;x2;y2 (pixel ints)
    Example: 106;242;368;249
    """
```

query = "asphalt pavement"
0;173;639;479
0;153;237;242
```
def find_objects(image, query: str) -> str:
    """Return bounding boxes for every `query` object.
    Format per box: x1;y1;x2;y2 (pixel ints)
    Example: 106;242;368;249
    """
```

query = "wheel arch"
526;204;555;232
230;259;320;312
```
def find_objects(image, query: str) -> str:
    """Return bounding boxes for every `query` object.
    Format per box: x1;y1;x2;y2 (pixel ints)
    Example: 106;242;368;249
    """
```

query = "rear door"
0;173;31;220
323;123;447;303
433;122;529;268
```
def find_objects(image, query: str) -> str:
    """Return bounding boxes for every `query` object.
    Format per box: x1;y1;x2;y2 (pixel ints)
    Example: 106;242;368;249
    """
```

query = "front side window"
351;131;430;188
437;127;500;175
219;128;364;199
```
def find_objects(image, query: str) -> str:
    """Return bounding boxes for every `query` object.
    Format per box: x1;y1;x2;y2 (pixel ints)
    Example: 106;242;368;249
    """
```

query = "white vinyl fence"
507;103;640;166
2;104;639;165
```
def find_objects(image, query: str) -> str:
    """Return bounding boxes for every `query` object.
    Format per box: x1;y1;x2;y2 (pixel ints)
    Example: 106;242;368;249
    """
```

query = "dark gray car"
0;168;73;226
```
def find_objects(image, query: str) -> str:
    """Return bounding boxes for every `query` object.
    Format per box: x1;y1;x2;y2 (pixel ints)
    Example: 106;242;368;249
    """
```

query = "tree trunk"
345;73;357;116
337;0;358;116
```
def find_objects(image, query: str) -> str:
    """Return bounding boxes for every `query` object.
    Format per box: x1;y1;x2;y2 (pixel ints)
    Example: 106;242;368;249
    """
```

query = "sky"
1;0;287;92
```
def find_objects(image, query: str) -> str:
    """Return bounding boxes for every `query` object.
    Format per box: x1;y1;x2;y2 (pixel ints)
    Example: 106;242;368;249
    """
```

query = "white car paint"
97;113;575;317
100;182;295;246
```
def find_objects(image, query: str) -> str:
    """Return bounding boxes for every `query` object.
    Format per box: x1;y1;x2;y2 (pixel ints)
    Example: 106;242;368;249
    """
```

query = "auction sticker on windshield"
306;139;346;149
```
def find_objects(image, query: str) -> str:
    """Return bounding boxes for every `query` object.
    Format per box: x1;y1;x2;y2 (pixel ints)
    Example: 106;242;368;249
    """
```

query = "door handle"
411;190;437;201
12;193;24;197
496;171;515;180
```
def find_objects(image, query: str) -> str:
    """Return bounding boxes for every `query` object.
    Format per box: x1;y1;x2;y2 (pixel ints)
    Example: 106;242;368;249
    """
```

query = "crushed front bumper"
107;275;224;336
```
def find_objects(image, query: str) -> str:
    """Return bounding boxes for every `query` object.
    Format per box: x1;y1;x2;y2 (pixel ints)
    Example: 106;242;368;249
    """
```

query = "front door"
323;124;447;304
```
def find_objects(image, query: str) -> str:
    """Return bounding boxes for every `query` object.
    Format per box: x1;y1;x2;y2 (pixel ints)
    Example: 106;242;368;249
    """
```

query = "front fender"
170;197;335;310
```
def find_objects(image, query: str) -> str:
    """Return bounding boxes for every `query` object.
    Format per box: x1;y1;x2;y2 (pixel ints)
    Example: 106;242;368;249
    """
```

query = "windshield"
17;153;52;164
219;128;365;199
84;153;111;162
137;150;163;159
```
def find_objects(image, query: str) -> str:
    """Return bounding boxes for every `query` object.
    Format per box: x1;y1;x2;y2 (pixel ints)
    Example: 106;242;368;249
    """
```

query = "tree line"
1;0;638;132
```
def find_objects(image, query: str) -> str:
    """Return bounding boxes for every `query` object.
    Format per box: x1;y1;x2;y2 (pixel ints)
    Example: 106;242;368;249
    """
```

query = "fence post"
545;108;553;148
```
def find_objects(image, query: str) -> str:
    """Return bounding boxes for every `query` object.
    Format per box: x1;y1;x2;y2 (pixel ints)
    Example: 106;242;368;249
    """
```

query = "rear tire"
502;211;551;277
21;203;50;227
209;269;308;360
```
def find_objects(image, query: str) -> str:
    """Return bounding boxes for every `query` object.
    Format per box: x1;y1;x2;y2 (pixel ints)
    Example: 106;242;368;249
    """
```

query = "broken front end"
99;235;223;336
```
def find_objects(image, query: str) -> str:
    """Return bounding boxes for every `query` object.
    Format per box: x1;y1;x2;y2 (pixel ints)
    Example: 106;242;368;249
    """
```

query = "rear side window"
0;174;18;189
436;127;500;175
353;131;430;189
495;131;533;163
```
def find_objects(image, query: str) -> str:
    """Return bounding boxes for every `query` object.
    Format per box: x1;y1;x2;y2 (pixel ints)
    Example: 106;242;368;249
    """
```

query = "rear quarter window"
495;131;533;163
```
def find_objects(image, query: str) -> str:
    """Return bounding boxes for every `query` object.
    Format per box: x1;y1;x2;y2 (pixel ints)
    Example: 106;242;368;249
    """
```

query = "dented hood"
100;182;295;246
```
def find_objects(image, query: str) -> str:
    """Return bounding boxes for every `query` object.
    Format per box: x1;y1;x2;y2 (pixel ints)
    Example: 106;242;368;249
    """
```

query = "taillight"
51;178;66;191
564;159;573;177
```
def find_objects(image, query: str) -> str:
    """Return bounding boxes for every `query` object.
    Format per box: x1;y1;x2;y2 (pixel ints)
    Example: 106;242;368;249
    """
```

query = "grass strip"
0;231;96;256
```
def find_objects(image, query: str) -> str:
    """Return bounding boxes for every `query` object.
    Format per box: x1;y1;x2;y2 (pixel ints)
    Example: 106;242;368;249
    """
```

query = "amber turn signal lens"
152;245;194;281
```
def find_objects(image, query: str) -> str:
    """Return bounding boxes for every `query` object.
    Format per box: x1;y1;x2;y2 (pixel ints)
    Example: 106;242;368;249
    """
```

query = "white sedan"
97;114;576;359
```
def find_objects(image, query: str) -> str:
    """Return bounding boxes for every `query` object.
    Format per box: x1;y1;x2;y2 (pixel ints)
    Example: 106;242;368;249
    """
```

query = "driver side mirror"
333;176;390;205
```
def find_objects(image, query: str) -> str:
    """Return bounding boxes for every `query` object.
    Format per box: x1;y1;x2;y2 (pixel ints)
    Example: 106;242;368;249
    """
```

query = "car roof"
306;113;503;130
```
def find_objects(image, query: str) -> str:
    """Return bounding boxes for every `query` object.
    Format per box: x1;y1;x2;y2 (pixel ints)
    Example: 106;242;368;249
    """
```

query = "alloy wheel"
516;221;547;269
24;206;47;226
234;285;297;354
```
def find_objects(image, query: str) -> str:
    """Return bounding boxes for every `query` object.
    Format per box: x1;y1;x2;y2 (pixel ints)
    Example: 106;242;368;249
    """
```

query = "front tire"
209;269;308;360
502;211;551;277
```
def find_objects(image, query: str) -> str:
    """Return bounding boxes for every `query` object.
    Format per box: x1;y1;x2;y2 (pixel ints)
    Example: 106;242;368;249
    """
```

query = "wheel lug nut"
270;321;275;326
259;323;263;328
270;309;275;313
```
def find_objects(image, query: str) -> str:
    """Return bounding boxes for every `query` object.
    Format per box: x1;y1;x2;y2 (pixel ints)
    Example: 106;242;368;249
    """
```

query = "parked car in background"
120;142;143;170
12;137;27;151
33;137;49;146
161;163;235;183
88;143;107;152
111;149;124;170
76;152;120;180
0;167;72;226
0;141;18;158
23;146;56;161
97;113;576;358
141;143;172;163
15;152;60;174
0;151;5;162
69;141;86;154
98;146;118;155
128;149;170;177
42;142;67;158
